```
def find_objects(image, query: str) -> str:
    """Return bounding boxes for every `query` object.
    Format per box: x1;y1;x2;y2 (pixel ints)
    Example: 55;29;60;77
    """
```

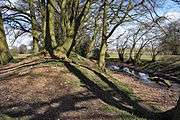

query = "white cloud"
165;11;180;21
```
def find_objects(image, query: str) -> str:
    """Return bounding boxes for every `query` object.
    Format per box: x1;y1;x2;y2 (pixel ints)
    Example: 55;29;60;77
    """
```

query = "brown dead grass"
0;56;179;119
113;73;179;111
0;57;130;119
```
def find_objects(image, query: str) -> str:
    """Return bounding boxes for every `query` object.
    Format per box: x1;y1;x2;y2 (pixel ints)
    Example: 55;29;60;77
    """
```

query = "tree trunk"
29;0;39;53
128;45;135;63
86;38;96;58
0;12;13;65
44;0;54;57
55;0;90;58
40;0;46;49
151;55;156;62
99;41;107;68
55;27;74;58
48;0;57;48
118;53;124;62
86;16;98;58
98;0;108;68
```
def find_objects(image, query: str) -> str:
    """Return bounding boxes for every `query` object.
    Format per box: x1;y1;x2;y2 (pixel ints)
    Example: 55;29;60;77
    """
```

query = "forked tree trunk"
0;12;13;65
56;0;90;58
55;27;74;57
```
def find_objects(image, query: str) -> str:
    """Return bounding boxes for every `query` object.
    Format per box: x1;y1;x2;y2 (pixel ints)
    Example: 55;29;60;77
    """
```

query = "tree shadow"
0;90;97;119
64;61;172;120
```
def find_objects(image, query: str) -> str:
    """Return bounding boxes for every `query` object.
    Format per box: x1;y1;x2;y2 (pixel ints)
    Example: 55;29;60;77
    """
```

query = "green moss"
48;0;57;48
0;114;15;120
29;72;44;78
0;12;13;65
103;105;146;120
45;61;64;67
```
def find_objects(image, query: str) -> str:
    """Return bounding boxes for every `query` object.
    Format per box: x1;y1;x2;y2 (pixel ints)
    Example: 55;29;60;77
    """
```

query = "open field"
108;51;180;62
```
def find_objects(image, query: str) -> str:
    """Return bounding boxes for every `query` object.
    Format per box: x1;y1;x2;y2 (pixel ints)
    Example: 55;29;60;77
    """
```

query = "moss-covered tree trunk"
44;0;54;57
86;38;96;58
48;0;57;48
55;0;74;58
99;41;107;68
86;17;98;58
40;0;46;49
29;0;39;53
56;0;91;58
56;24;74;57
0;12;13;65
98;0;108;68
118;53;124;62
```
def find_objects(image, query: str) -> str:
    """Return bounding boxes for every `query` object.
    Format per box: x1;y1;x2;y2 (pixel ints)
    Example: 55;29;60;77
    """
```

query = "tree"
116;32;129;62
44;0;54;57
0;11;13;65
98;0;146;68
160;20;180;55
18;44;27;54
47;0;57;48
98;0;108;68
55;0;92;58
29;0;39;53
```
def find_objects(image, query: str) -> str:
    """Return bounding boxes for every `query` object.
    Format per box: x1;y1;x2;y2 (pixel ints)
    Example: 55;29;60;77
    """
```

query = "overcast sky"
4;0;180;49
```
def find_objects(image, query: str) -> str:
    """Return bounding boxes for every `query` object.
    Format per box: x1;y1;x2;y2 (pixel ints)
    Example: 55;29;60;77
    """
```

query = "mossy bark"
86;38;96;58
29;0;39;53
44;0;54;57
56;36;74;58
99;42;107;68
98;0;108;68
48;0;57;48
56;0;90;58
86;17;98;58
40;0;46;49
55;0;72;57
0;12;13;65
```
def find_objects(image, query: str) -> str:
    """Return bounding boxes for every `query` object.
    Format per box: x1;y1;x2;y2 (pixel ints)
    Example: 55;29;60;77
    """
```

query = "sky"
4;0;180;49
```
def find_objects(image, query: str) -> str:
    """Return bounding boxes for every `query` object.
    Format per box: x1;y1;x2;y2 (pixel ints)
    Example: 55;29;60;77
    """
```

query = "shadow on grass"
64;61;172;120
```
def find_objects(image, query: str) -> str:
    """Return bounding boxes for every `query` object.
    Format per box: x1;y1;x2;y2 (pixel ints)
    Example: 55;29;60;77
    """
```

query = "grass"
0;114;15;120
103;105;145;120
108;51;180;62
45;61;64;67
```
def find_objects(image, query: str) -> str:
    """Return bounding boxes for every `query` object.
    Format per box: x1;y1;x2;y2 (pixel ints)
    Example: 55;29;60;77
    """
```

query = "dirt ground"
0;56;179;119
0;57;135;119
